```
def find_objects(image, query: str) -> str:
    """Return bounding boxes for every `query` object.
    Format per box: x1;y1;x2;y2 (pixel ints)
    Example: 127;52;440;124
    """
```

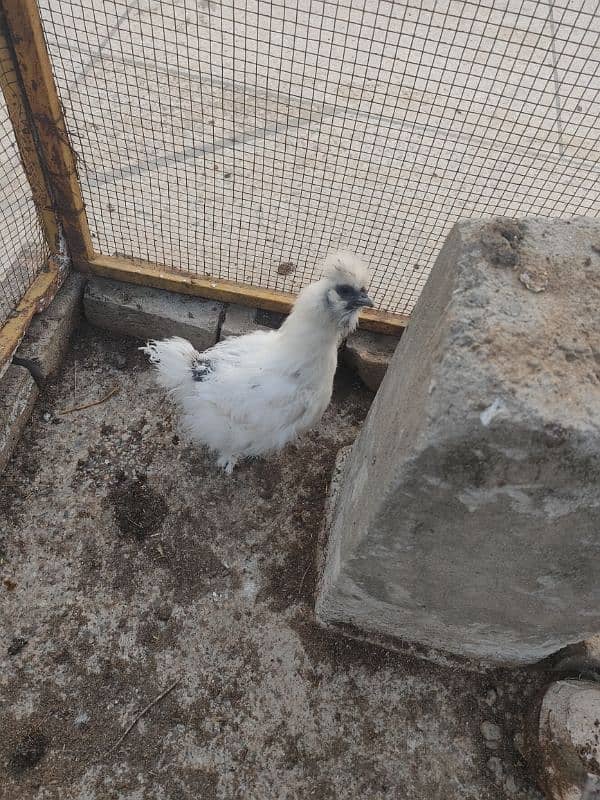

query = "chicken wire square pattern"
0;89;49;328
38;0;600;316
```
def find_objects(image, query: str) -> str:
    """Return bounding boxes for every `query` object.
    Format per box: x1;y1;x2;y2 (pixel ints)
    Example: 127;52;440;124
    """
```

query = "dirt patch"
290;609;421;674
173;768;219;799
259;446;336;612
8;731;48;775
109;472;168;538
481;218;523;267
7;637;28;657
276;261;296;276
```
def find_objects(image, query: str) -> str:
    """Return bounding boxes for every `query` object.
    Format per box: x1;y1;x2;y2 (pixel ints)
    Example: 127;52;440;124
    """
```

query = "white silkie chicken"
142;251;374;473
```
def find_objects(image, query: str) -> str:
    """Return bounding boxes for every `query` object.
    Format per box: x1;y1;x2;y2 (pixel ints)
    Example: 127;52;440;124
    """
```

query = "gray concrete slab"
317;215;600;666
13;273;85;384
220;303;268;340
84;277;223;351
343;330;400;391
0;365;38;474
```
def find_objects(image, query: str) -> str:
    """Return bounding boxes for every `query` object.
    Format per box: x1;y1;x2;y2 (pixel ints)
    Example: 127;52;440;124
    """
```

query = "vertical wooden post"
0;0;95;263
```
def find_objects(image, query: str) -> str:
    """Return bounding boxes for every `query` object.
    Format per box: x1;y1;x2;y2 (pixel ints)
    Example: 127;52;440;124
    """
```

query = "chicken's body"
142;252;373;473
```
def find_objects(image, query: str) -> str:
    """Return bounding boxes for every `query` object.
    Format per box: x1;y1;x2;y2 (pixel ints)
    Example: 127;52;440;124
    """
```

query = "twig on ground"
298;564;312;596
106;678;181;755
59;385;119;415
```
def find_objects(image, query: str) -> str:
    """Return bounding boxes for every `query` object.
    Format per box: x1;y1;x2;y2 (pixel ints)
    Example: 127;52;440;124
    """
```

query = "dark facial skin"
334;283;374;310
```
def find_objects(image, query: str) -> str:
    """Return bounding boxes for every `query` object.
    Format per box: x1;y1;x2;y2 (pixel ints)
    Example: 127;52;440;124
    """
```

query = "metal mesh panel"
0;91;49;328
38;0;600;315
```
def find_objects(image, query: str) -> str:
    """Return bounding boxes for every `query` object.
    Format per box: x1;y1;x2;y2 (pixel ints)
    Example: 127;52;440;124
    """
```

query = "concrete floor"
0;322;550;799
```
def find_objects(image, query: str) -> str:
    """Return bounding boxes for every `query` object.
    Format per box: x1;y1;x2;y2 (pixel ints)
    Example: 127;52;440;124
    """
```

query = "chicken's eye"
336;284;355;298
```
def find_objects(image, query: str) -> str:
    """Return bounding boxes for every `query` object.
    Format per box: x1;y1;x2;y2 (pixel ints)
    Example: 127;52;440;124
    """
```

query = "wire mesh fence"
36;0;600;317
0;75;49;328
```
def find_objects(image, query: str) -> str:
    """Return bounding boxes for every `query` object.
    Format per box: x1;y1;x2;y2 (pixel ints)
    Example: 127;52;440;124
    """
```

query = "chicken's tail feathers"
141;336;207;391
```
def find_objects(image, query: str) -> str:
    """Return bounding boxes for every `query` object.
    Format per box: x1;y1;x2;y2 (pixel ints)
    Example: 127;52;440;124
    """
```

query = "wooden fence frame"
0;0;407;376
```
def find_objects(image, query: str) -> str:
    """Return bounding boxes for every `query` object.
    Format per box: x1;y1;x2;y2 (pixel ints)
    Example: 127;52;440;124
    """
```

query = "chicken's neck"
276;310;342;371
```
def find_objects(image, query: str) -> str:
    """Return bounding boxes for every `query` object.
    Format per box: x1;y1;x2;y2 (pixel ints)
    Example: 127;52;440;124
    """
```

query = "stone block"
84;278;223;351
343;331;400;391
529;680;600;800
0;366;38;473
220;303;268;339
13;272;85;384
316;216;600;665
549;635;600;680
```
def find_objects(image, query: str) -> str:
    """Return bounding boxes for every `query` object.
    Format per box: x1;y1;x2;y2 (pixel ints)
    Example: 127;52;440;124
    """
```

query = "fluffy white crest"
321;250;370;289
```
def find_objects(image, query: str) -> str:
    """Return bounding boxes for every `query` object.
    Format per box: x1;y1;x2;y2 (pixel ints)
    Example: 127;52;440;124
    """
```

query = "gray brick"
0;365;38;473
343;331;400;391
84;278;224;352
13;272;85;384
220;303;268;339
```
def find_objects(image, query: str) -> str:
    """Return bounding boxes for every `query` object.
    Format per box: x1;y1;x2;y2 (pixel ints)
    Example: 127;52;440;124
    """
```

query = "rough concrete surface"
0;322;550;799
13;273;86;384
84;278;223;351
549;636;600;681
342;331;400;391
0;365;38;474
220;304;269;339
318;216;600;666
530;680;600;800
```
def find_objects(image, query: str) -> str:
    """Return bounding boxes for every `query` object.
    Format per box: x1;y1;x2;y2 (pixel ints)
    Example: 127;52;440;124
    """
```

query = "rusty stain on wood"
0;0;95;261
0;257;62;376
0;8;58;251
78;254;409;335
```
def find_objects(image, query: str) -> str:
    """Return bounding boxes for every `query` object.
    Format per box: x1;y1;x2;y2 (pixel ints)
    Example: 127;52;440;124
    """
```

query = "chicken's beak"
352;291;374;309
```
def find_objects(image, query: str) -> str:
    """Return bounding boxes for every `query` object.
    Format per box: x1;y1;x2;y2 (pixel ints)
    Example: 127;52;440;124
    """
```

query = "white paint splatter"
480;398;506;427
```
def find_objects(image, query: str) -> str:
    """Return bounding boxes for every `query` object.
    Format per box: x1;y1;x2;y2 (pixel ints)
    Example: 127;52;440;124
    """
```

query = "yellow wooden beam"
0;258;62;374
78;254;408;335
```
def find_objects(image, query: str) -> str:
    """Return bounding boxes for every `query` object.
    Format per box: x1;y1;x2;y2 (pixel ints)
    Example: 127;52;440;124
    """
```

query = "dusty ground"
0;322;551;799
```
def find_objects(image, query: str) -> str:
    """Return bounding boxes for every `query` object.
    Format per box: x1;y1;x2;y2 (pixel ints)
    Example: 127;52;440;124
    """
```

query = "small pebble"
42;412;52;422
504;775;518;794
155;604;172;622
513;731;525;754
487;756;504;780
481;720;502;748
7;637;28;656
484;688;497;706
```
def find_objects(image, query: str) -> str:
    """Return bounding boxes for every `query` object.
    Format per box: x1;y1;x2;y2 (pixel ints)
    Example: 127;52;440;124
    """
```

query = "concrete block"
13;272;85;384
343;331;400;391
220;303;268;339
0;366;38;473
84;278;223;351
529;680;600;800
549;635;600;680
317;216;600;665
